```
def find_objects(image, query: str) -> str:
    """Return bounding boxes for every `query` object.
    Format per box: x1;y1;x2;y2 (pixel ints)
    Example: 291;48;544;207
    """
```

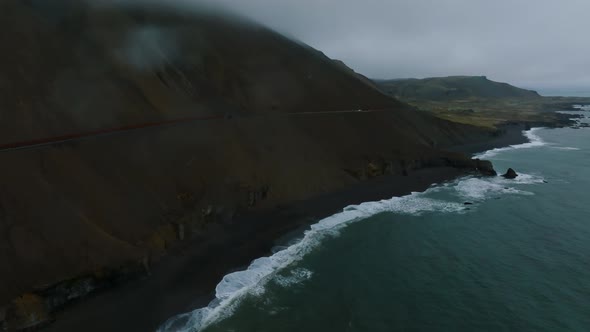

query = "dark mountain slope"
0;1;496;328
376;76;541;101
0;0;400;144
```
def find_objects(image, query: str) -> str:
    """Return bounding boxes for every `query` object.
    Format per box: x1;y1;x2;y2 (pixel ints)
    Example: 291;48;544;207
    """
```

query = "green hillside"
376;76;541;101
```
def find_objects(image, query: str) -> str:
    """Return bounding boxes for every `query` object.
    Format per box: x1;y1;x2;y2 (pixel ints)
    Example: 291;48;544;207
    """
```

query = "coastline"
43;168;467;332
448;123;530;155
42;125;531;332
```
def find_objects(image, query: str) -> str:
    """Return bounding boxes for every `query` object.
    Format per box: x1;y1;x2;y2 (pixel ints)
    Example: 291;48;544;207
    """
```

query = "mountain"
1;0;402;144
0;1;497;329
375;76;541;101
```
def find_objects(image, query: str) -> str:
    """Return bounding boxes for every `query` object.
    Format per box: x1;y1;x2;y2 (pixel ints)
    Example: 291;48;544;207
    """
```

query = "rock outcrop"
3;294;51;331
503;168;518;179
474;159;498;176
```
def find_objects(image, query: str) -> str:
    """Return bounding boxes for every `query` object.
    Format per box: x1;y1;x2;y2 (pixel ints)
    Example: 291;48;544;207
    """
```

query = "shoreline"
448;122;530;155
44;168;469;332
41;124;530;332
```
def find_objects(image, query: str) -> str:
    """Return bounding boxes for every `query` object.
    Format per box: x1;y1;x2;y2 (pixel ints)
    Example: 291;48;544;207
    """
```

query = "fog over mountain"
108;0;590;91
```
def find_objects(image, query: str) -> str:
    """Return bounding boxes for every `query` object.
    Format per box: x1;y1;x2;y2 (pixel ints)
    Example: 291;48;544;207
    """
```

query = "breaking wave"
157;191;468;332
475;128;547;159
552;146;580;151
453;173;542;201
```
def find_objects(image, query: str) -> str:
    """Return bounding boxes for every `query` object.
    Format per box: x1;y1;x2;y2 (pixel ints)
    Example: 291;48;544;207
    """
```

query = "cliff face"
376;76;541;101
0;1;494;325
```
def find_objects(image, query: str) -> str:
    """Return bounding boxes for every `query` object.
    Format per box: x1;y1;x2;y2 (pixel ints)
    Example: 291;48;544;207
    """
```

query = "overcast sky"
201;0;589;90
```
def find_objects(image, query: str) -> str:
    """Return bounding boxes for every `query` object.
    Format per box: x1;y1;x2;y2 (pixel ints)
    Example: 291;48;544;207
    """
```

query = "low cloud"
91;0;590;89
114;26;178;70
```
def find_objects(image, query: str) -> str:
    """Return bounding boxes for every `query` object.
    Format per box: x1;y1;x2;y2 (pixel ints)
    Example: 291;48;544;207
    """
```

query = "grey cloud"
206;0;590;90
94;0;590;90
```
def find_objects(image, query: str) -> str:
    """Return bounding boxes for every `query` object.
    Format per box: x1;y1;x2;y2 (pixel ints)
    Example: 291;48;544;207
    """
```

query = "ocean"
160;112;590;332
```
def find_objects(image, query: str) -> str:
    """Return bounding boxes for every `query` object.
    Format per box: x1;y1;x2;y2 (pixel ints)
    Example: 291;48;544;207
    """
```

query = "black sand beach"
43;125;530;332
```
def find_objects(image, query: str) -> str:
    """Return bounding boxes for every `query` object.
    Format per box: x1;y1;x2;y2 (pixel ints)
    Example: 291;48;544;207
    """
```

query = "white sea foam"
273;268;313;288
474;128;547;159
573;104;590;111
158;168;545;332
158;189;474;332
552;146;581;151
455;178;519;200
453;173;541;200
496;172;545;185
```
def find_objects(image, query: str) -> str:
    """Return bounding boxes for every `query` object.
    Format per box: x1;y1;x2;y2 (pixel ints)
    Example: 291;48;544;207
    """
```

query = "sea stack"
475;159;497;176
503;168;518;179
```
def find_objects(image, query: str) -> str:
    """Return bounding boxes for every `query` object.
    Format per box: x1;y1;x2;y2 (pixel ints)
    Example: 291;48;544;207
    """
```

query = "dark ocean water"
161;113;590;332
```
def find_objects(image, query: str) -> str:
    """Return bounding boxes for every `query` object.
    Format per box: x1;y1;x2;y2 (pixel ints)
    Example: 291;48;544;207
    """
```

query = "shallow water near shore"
160;119;590;332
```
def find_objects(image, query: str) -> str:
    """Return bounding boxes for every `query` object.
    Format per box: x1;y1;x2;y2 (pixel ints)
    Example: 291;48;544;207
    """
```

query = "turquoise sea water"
161;113;590;332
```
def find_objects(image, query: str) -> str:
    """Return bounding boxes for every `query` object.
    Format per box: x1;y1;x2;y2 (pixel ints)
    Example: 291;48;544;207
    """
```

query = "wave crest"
475;128;546;159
